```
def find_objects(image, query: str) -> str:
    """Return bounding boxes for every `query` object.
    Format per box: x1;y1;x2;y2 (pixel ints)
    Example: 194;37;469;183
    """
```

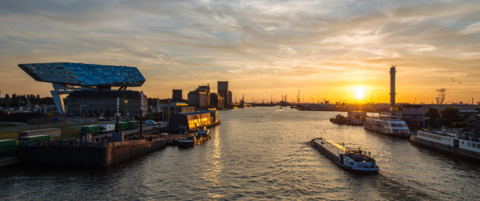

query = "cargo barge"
311;138;379;173
1;135;55;168
410;129;480;162
0;139;21;168
21;133;166;167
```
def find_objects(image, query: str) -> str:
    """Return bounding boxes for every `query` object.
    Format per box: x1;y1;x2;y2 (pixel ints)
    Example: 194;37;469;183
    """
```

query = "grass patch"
0;123;14;128
0;122;104;140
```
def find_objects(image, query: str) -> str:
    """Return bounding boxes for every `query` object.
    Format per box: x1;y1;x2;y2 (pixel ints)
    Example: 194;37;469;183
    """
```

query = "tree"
454;122;462;128
3;94;9;107
440;107;462;126
150;111;162;121
11;94;17;104
425;107;439;119
474;107;480;114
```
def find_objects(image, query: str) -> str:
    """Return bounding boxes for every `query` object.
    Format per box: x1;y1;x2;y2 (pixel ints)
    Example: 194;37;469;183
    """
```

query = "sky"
1;0;479;104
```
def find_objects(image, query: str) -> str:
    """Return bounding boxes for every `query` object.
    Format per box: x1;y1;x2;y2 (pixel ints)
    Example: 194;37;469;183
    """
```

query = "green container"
0;139;18;154
18;135;53;143
128;121;140;129
116;122;129;130
80;125;100;135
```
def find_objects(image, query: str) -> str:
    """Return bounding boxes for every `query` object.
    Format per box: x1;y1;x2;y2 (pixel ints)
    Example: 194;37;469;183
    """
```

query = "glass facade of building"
18;62;145;86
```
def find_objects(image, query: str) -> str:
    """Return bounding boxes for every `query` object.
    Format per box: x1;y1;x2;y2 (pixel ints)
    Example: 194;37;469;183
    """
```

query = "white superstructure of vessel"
412;129;480;161
364;115;411;137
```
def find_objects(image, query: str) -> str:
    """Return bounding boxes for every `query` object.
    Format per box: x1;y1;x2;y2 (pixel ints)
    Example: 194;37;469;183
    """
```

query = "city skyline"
1;0;479;104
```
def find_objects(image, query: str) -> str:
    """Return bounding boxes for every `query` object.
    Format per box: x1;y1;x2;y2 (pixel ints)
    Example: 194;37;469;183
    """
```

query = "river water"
1;107;480;200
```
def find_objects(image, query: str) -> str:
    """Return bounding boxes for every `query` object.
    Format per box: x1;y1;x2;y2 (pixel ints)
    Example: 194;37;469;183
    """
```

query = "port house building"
18;62;146;114
65;91;148;117
167;110;219;131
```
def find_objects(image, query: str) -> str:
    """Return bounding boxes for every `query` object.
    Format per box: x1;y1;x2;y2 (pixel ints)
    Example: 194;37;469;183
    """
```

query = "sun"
354;87;366;99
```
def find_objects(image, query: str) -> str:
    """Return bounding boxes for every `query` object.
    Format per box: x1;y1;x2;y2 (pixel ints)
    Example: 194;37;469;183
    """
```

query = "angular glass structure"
18;62;146;114
18;62;145;86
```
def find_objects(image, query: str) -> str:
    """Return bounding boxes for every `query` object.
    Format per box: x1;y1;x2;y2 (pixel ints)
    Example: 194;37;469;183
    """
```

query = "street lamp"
125;100;128;118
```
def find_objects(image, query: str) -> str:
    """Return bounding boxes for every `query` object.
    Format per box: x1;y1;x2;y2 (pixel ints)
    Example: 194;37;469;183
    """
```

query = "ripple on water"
0;108;480;200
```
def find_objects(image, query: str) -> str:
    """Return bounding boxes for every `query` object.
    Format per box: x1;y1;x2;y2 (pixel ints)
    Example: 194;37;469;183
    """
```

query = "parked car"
145;120;157;125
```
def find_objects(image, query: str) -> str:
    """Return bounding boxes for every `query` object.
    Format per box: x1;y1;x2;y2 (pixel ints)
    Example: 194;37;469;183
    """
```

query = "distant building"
65;90;147;117
167;110;219;131
172;89;183;102
159;102;195;115
210;93;225;109
218;81;228;107
188;85;211;108
464;114;480;127
227;91;233;106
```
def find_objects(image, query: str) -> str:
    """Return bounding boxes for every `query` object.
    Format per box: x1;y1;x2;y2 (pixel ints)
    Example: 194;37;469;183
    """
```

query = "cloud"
0;0;479;102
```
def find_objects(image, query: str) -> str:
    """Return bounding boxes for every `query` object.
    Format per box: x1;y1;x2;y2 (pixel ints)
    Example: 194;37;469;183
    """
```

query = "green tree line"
1;94;55;108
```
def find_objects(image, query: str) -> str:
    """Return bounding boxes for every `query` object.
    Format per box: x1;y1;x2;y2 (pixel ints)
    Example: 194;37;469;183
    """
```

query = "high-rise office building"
172;89;183;102
218;81;229;107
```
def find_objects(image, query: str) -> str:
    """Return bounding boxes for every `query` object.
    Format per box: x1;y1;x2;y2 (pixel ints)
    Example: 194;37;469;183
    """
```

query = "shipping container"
18;128;61;139
18;135;53;143
0;139;18;155
80;125;101;135
128;121;140;129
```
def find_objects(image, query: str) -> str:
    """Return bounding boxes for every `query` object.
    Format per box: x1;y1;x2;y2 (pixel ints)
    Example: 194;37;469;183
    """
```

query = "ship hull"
311;138;379;174
364;126;410;138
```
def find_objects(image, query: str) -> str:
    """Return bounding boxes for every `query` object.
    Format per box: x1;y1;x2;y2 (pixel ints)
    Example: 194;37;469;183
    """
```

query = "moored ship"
310;138;379;173
330;114;348;124
364;116;411;138
347;111;367;126
410;128;480;162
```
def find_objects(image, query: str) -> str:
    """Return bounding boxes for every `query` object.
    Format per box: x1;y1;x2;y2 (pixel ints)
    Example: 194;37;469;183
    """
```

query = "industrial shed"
167;111;218;131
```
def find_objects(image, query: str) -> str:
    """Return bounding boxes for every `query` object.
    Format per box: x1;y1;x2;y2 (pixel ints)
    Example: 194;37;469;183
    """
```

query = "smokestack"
389;66;396;105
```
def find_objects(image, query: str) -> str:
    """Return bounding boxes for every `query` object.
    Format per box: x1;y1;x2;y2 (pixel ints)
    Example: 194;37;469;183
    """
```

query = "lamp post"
125;100;128;118
140;91;143;137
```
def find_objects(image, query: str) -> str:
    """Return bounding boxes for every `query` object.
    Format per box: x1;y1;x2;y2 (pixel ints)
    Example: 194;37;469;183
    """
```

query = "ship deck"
320;139;345;157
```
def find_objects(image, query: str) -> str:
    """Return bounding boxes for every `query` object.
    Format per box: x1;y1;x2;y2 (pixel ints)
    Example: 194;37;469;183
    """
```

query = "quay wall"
106;138;166;166
21;138;166;167
410;135;480;162
0;154;21;168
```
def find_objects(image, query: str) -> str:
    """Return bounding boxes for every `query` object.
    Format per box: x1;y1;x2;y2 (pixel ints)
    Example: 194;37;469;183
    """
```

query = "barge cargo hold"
21;134;166;167
311;138;379;173
410;130;480;162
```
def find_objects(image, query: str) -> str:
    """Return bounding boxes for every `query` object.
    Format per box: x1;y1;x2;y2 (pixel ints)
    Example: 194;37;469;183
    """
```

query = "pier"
21;134;167;167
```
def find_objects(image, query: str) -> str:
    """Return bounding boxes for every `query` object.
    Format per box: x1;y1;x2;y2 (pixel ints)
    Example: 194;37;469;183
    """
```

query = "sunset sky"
1;0;479;104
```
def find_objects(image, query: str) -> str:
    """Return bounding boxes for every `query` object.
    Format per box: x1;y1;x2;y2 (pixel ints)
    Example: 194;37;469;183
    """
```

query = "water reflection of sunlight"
201;128;224;198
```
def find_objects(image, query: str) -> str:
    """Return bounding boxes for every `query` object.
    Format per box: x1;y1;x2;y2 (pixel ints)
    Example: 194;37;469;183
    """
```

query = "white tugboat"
311;138;379;173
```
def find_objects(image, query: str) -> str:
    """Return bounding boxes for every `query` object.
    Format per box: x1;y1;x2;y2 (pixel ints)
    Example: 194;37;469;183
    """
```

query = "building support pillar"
51;90;72;115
